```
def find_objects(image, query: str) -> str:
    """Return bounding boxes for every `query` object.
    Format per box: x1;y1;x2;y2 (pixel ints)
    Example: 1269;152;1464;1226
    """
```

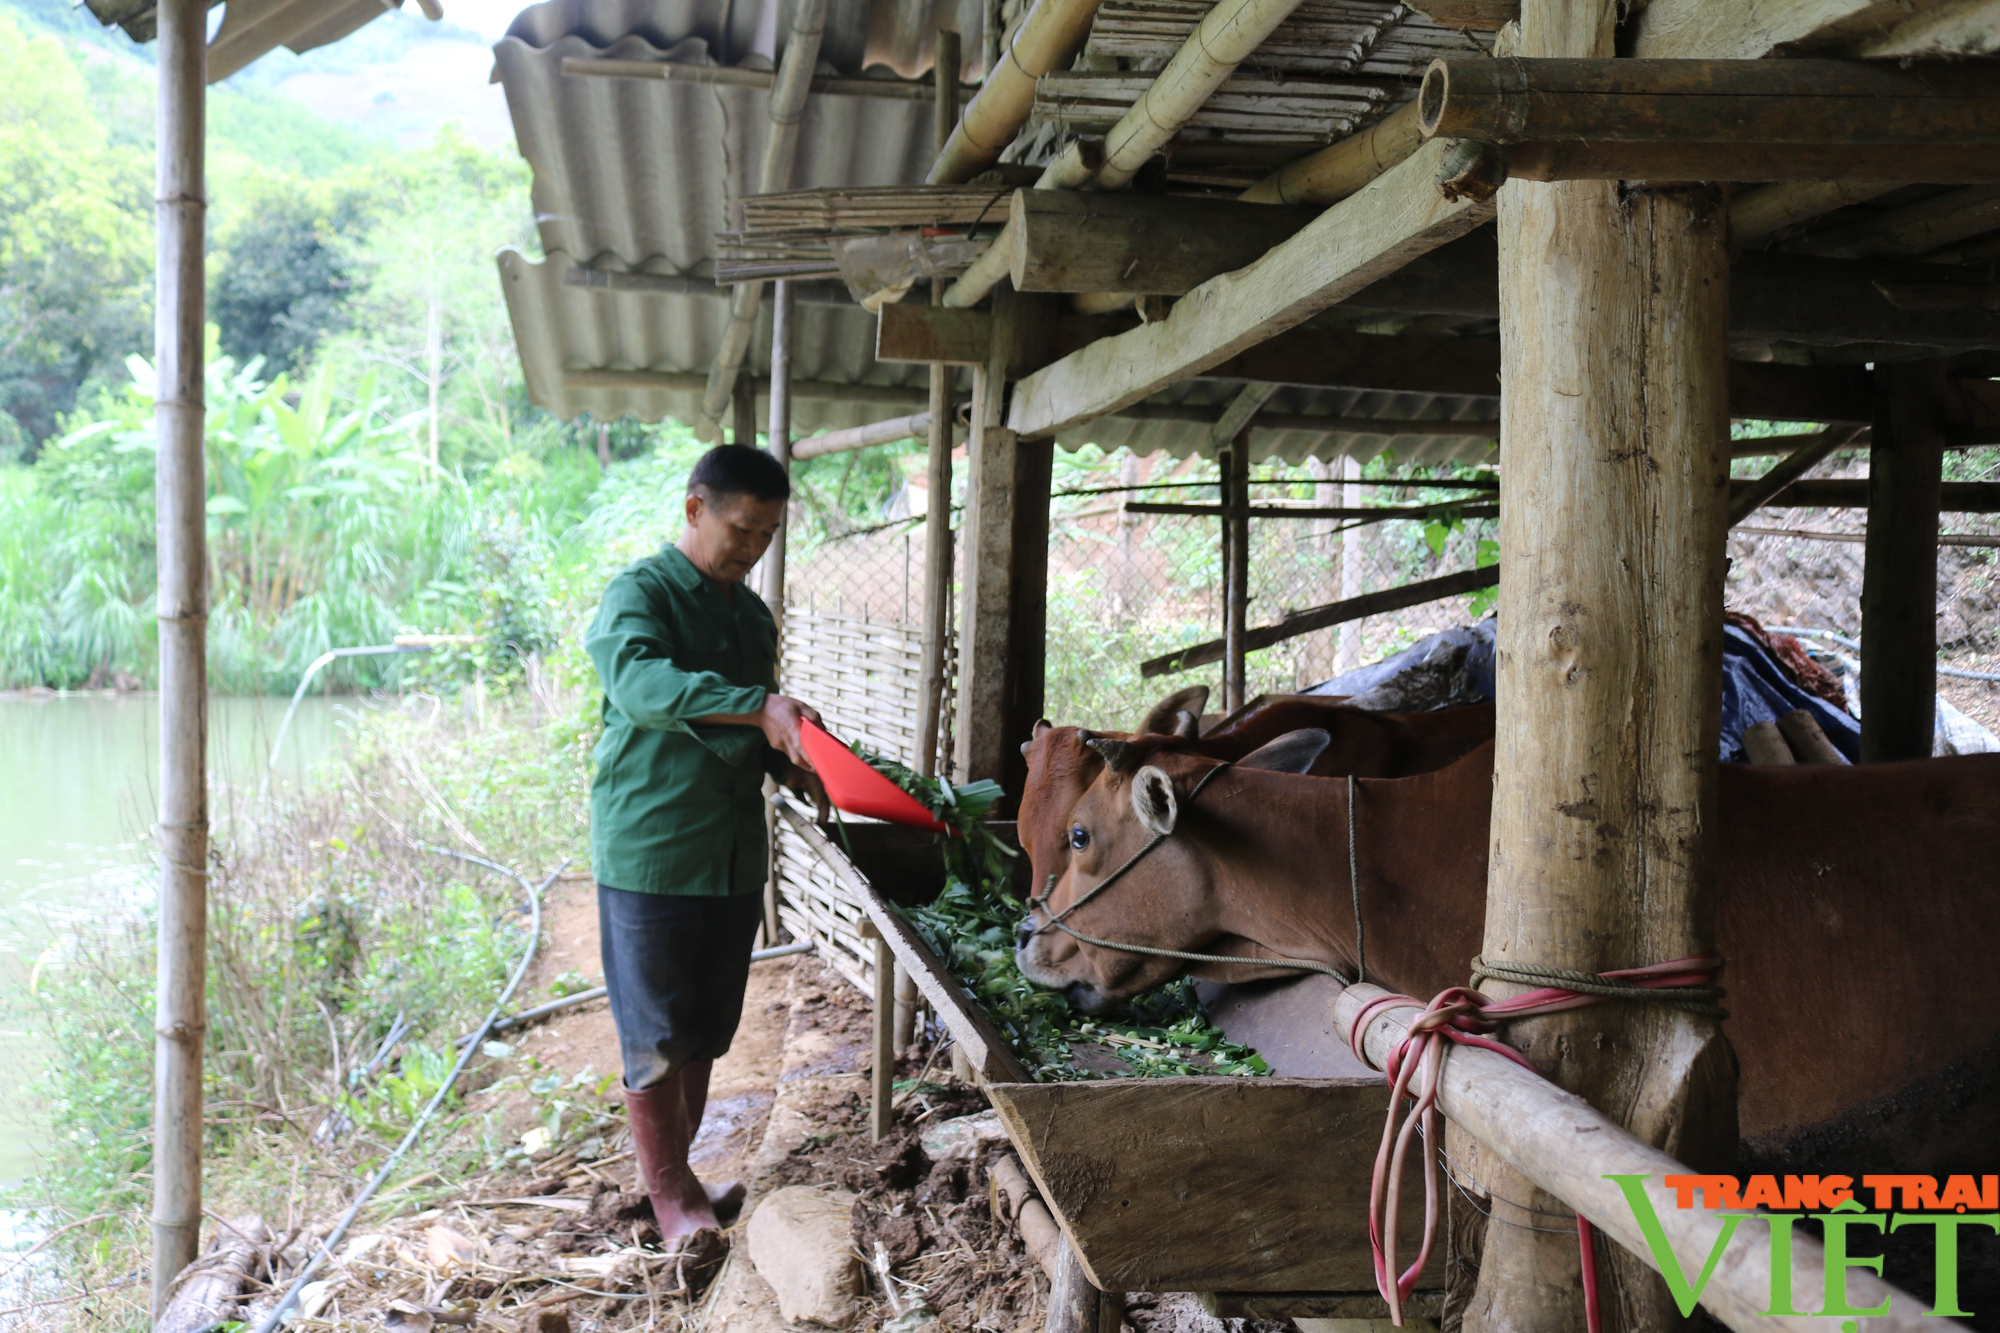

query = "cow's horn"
1082;733;1133;772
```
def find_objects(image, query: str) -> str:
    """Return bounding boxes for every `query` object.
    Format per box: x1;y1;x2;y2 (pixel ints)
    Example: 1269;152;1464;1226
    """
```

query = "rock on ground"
745;1185;863;1328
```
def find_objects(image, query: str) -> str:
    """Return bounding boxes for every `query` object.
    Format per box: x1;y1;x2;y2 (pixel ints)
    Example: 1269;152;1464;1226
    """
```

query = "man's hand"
691;693;821;765
783;764;831;823
757;694;821;767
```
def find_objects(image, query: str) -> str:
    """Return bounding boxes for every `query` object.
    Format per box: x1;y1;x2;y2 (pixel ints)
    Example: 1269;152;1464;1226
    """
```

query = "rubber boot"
624;1079;719;1243
679;1060;746;1223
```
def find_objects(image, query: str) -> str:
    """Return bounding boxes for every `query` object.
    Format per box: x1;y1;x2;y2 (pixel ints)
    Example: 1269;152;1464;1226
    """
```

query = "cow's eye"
1069;825;1090;850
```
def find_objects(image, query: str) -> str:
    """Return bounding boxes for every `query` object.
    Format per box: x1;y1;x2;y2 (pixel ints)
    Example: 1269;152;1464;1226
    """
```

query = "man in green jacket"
585;444;824;1244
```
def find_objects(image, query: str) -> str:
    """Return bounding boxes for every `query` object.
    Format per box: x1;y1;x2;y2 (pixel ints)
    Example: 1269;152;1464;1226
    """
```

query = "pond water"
0;694;348;1191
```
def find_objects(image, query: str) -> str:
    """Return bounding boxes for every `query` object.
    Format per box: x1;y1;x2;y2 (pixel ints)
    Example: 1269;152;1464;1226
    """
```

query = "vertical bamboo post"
1474;3;1737;1330
1221;435;1250;713
1860;359;1945;762
765;279;795;642
152;0;208;1311
916;27;962;783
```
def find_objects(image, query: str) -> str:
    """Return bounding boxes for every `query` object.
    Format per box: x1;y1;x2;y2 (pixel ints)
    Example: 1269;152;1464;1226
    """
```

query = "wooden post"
1860;359;1945;762
764;278;795;642
152;0;208;1312
872;934;895;1140
1221;435;1250;713
956;287;1054;804
1474;3;1737;1330
734;376;758;448
916;28;962;782
1047;1235;1110;1333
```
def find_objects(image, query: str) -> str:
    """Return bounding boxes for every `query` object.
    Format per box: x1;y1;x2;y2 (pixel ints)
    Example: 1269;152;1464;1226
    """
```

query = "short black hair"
687;445;791;503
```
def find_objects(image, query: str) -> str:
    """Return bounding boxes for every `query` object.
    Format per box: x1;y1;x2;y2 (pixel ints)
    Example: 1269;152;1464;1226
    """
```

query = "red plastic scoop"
798;719;952;835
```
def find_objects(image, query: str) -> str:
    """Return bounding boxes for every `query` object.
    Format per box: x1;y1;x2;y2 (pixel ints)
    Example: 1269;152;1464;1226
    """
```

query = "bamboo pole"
1334;985;1950;1333
1475;4;1736;1329
696;0;828;440
558;56;973;101
1417;57;2000;146
791;412;935;460
1240;100;1424;206
927;0;1106;184
152;0;208;1312
917;29;962;784
765;279;794;643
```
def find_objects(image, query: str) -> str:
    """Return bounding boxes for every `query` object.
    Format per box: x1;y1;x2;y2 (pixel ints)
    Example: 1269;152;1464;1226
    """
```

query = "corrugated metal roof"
84;0;436;80
492;0;1503;461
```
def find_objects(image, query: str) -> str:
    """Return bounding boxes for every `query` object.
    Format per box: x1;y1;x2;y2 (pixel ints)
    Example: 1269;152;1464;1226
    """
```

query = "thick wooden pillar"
1860;360;1945;762
152;0;208;1311
957;287;1053;806
1474;3;1737;1331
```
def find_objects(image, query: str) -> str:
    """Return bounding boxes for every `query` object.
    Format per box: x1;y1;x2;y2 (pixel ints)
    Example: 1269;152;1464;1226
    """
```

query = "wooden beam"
1748;477;2000;510
878;302;994;365
1010;190;1320;295
563;369;931;409
1346;230;2000;351
1792;184;2000;258
1861;360;1948;762
1503;140;2000;183
1141;565;1499;677
1631;0;2000;60
1726;424;1865;526
1007;138;1498;439
1418;58;2000;146
1730;180;1897;241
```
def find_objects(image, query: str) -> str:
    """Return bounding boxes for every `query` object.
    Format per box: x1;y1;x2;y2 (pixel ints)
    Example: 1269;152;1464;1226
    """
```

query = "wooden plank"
779;800;1032;1085
1503;139;2000;183
1792;184;2000;259
1631;0;1999;59
986;1077;1441;1293
1141;564;1499;677
1006;136;1496;440
1419;58;2000;145
1010;190;1320;294
878;303;995;365
1861;360;1948;761
1203;327;1502;395
1761;478;2000;510
1346;227;2000;351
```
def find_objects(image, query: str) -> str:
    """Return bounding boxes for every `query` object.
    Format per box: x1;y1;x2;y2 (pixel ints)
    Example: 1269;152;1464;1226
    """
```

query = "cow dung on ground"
745;1185;863;1327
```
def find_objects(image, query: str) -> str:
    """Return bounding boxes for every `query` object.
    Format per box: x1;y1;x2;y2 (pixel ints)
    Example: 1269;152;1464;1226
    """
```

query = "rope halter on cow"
1025;760;1357;984
1351;958;1727;1333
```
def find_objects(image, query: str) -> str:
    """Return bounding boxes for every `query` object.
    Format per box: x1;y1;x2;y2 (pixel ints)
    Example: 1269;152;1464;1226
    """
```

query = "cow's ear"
1131;765;1179;836
1138;685;1209;737
1237;728;1331;775
1023;718;1054;759
1170;710;1199;740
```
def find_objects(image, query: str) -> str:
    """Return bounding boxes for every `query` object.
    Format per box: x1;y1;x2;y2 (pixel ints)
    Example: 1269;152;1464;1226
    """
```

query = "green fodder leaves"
852;749;1266;1082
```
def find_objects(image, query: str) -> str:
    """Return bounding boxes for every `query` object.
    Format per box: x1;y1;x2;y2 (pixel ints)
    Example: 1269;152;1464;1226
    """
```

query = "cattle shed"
492;0;2000;1330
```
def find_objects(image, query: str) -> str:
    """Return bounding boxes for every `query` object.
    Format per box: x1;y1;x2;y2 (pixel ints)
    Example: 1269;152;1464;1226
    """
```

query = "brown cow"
1017;733;2000;1176
1017;687;1494;915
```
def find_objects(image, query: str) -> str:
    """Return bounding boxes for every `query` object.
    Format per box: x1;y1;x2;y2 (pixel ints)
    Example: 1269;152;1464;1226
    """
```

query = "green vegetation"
861;749;1269;1081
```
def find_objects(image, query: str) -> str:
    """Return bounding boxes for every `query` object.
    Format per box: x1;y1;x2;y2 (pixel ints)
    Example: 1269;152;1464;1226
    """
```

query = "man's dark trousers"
597;885;764;1091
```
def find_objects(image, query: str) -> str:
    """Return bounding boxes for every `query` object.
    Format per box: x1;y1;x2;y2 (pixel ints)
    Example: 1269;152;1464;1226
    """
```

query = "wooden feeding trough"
769;796;1442;1314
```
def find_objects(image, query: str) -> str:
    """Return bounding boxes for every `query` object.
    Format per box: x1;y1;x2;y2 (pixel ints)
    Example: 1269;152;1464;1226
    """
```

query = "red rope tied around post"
1349;956;1726;1333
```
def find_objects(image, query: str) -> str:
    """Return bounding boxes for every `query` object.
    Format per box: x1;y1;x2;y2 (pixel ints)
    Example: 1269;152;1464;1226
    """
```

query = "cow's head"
1015;727;1331;1013
1016;686;1210;922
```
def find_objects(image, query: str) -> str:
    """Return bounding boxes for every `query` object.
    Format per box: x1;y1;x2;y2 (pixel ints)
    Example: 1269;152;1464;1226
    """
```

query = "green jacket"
585;544;787;896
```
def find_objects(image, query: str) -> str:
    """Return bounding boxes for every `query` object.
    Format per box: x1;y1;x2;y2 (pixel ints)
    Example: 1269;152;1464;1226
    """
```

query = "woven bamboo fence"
770;607;953;996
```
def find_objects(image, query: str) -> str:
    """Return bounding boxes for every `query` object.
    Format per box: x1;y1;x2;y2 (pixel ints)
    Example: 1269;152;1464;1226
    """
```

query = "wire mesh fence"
774;443;2000;744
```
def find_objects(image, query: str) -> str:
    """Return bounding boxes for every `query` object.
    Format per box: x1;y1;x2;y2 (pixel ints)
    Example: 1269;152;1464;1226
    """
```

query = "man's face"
682;489;785;584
